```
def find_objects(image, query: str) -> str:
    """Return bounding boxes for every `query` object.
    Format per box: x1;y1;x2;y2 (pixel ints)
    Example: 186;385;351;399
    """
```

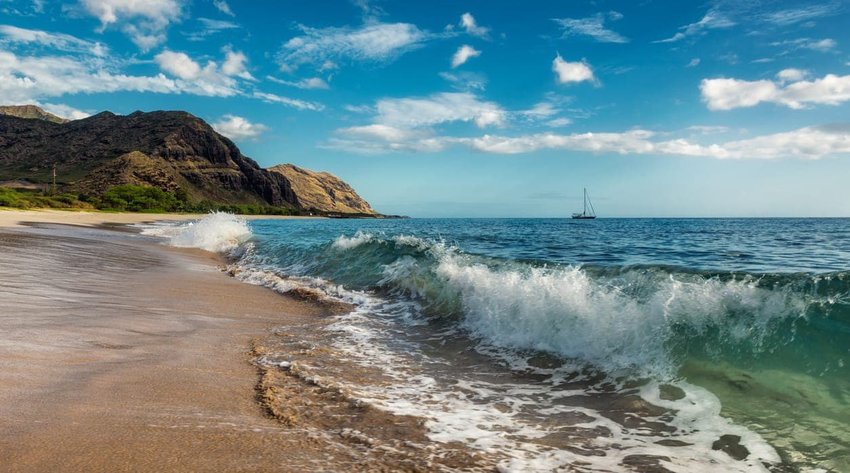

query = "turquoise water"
152;217;850;471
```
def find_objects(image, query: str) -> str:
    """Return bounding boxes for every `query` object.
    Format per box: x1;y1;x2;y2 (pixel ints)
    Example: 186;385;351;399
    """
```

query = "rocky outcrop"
0;105;68;124
268;164;375;214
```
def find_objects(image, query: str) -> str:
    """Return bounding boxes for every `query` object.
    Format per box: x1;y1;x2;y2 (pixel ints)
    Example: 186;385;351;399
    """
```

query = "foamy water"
140;212;251;253
139;215;850;472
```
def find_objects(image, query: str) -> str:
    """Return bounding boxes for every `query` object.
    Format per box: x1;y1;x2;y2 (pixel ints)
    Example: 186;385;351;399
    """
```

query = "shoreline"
0;212;481;472
0;208;320;229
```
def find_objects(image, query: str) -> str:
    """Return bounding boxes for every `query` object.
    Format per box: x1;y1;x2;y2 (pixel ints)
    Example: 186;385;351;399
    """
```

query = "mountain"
0;105;68;124
268;164;374;215
0;107;376;214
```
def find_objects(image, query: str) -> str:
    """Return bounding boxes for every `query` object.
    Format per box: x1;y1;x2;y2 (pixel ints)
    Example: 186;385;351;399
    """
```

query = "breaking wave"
140;219;850;470
140;212;252;253
243;231;848;379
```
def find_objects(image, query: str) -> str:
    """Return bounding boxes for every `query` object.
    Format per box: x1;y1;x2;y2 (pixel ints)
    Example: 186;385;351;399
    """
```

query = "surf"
140;215;850;471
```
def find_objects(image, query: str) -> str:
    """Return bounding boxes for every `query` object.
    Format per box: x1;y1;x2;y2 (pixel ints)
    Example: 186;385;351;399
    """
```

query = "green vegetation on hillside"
0;185;300;215
0;187;93;210
99;184;181;212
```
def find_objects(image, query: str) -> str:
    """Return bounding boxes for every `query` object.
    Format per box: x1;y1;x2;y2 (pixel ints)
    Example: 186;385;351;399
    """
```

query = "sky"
1;0;850;217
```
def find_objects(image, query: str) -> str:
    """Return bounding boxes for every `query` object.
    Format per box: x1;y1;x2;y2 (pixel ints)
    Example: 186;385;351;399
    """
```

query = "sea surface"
142;215;850;472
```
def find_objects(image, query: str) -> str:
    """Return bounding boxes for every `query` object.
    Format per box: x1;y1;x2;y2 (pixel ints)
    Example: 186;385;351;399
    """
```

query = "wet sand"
0;212;483;472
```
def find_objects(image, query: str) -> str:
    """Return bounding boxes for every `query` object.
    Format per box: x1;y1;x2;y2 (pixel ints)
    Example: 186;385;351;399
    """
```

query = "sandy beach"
0;210;483;472
0;208;317;228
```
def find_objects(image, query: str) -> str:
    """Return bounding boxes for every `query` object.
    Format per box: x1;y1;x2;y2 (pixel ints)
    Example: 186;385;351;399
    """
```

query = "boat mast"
583;188;587;216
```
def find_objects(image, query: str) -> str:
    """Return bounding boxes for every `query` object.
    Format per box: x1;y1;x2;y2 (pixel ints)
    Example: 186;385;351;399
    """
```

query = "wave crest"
142;212;252;253
303;234;840;378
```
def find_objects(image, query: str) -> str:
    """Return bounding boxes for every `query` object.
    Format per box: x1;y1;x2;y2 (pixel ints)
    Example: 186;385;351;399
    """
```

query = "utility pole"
52;163;57;195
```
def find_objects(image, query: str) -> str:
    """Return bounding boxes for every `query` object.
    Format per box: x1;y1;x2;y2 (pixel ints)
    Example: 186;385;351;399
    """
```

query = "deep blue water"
251;218;850;273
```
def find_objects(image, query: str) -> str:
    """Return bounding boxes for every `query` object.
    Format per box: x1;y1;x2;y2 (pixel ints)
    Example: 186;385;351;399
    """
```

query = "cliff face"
268;164;375;214
0;105;68;124
0;109;297;207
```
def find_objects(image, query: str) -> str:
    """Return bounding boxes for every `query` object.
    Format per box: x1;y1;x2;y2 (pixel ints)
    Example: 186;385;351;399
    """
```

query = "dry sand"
0;211;485;472
0;208;313;228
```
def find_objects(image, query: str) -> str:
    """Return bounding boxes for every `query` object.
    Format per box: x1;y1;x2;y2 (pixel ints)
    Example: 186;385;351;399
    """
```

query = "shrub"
0;188;21;207
99;185;179;212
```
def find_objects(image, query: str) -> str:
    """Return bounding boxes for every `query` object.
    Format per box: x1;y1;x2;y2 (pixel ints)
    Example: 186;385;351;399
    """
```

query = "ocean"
142;215;850;472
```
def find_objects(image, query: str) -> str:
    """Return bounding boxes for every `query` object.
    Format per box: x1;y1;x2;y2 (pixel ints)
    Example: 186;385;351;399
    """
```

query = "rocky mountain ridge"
268;164;374;214
0;106;376;215
0;105;68;124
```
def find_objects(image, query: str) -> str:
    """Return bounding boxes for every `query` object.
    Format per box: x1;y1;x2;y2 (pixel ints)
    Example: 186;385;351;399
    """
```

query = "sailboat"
571;188;597;219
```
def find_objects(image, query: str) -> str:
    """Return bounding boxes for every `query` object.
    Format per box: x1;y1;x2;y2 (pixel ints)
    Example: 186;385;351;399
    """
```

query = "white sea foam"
311;234;793;470
141;212;252;253
322;302;781;473
424;254;806;378
332;231;374;250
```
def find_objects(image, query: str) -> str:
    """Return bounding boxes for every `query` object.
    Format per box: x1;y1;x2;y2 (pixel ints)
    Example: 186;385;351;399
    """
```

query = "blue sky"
2;0;850;217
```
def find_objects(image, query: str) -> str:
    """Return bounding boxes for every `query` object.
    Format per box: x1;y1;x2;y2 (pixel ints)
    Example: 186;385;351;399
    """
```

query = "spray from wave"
315;233;839;378
140;212;252;253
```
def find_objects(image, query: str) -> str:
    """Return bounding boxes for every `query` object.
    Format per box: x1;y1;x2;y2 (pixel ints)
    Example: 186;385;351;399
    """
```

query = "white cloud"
463;130;657;154
212;115;268;141
331;92;579;153
777;68;808;82
277;22;429;72
343;104;373;114
521;102;557;117
79;0;184;51
686;58;701;68
352;0;385;20
267;75;330;89
185;18;239;41
40;102;91;120
451;44;480;68
553;13;627;43
771;38;836;52
341;124;429;143
807;38;837;51
221;49;253;80
329;125;445;153
761;3;839;25
439;71;487;91
154;50;202;80
252;91;324;111
374;92;506;129
197;18;238;30
701;72;850;110
552;55;595;84
0;48;237;103
0;0;44;15
655;10;735;43
700;78;777;110
514;100;573;128
686;125;731;135
719;124;850;159
0;24;108;56
0;34;322;114
460;12;489;38
328;123;850;160
0;45;321;111
546;117;573;128
153;48;253;90
212;0;233;17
